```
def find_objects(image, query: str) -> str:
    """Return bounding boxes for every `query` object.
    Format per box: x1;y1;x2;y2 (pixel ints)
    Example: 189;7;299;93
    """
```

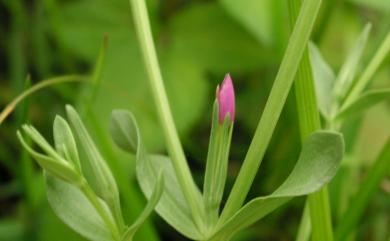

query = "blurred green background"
0;0;389;240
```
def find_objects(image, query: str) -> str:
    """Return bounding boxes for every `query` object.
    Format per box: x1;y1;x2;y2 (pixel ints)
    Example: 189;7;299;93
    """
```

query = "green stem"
128;0;204;231
335;137;390;241
0;75;88;125
295;204;311;241
80;181;121;241
288;0;334;240
342;30;390;108
219;0;323;223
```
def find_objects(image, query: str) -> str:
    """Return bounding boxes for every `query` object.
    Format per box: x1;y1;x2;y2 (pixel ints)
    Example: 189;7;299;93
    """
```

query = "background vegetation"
0;0;389;240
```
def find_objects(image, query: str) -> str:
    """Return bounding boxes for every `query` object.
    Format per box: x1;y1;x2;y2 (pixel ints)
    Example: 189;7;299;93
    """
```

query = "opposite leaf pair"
18;105;163;241
310;23;390;127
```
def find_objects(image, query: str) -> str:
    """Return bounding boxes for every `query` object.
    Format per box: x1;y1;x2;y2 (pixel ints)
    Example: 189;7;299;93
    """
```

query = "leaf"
203;101;233;226
218;0;275;45
309;42;336;119
65;105;119;205
53;115;82;172
45;174;114;241
336;89;390;120
211;131;344;240
334;24;372;99
17;129;81;185
110;110;203;240
122;172;164;241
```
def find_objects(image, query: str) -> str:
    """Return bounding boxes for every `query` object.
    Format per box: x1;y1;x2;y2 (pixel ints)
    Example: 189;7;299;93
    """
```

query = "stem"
295;204;311;241
288;0;334;241
342;30;390;108
219;0;323;223
128;0;204;231
0;75;88;125
80;181;121;241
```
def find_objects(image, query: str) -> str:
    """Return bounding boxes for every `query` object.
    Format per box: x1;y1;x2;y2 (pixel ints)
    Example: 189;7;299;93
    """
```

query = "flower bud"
217;74;235;123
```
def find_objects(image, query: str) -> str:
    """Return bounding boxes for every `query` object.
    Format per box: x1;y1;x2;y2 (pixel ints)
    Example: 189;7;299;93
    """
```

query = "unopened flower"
217;74;235;123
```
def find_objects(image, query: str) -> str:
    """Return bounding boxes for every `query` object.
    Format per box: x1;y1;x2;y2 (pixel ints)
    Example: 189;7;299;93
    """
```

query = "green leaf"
203;101;233;226
17;129;81;185
110;110;202;240
211;131;344;240
45;174;113;241
334;23;372;100
309;42;336;119
53;115;82;172
65;105;119;205
122;172;164;241
336;89;390;120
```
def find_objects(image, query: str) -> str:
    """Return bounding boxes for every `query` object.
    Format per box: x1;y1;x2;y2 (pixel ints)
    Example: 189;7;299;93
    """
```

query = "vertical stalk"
288;1;334;241
128;0;204;230
219;0;322;223
80;181;121;241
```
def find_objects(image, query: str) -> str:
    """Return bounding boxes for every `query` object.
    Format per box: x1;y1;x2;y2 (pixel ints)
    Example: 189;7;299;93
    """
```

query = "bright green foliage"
310;25;390;124
45;174;114;241
210;131;344;240
110;110;203;240
333;24;372;101
17;125;81;185
17;106;165;241
203;101;233;229
122;172;164;241
110;109;344;241
336;89;390;120
309;42;336;120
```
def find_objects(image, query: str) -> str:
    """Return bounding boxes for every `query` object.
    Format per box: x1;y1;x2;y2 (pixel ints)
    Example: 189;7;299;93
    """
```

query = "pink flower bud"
217;74;235;123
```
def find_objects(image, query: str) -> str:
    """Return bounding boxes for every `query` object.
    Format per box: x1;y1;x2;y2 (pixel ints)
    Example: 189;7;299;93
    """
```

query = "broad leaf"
309;42;336;119
122;172;164;241
45;174;113;241
211;131;344;240
336;89;390;120
110;110;203;240
334;24;371;99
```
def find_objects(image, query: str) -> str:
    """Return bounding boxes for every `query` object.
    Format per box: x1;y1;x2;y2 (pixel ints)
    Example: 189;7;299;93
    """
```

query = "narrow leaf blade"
334;23;372;99
336;88;390;120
